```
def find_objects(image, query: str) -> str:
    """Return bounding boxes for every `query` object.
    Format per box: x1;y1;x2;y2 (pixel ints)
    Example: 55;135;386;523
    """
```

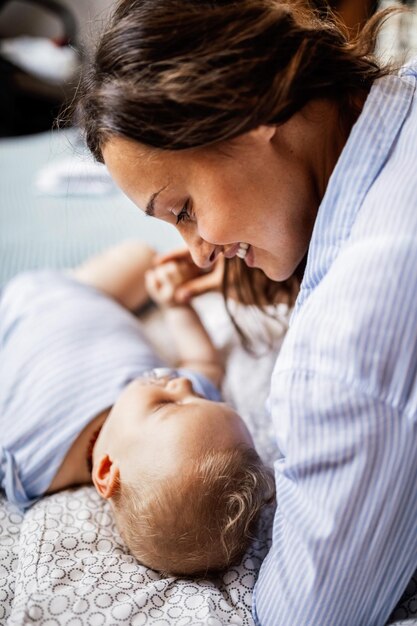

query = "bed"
1;130;416;625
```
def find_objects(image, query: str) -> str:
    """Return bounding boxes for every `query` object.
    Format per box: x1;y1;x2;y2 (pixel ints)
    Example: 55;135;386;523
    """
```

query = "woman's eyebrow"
145;186;167;216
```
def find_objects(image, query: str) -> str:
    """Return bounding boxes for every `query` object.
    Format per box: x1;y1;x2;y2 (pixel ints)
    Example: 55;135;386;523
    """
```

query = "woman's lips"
223;244;241;259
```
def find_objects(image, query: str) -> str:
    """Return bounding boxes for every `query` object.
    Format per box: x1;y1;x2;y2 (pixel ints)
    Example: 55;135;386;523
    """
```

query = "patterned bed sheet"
0;295;416;625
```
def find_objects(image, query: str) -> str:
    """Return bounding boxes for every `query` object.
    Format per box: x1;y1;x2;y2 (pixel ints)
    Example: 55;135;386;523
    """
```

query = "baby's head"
92;374;275;576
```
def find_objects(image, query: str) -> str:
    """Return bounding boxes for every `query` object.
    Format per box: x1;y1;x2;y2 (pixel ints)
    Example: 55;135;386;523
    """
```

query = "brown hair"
77;0;397;337
221;254;302;351
111;446;275;576
79;0;394;157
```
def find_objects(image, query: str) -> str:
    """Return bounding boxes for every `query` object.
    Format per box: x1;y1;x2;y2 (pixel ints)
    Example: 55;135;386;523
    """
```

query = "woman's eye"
176;200;192;225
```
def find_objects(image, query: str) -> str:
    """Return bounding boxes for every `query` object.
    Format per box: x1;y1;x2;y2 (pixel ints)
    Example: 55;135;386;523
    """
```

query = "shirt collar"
294;67;416;319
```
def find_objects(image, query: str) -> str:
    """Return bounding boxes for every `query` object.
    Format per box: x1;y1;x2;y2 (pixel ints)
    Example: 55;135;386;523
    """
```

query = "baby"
0;241;274;576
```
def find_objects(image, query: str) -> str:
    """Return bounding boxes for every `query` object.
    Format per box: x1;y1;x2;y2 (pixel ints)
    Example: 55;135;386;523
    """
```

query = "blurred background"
0;0;416;286
0;0;114;137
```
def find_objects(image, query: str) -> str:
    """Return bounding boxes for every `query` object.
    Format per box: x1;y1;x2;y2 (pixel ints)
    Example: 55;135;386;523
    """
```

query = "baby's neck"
46;408;111;495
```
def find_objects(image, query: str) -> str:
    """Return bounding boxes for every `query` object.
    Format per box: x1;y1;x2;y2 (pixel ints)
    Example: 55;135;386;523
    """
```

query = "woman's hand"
153;247;224;304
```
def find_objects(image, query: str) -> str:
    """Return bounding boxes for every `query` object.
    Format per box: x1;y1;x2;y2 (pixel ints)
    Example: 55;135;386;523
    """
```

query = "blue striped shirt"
254;61;417;625
0;271;220;509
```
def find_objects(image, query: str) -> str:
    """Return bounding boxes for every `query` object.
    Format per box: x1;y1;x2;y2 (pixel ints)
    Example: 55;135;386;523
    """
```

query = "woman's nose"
184;232;222;269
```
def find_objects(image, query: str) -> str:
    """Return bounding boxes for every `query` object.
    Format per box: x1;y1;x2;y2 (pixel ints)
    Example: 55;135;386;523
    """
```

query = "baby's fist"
145;262;185;307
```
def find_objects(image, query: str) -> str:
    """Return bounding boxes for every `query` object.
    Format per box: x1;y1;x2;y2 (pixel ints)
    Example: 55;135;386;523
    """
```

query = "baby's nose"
167;376;194;395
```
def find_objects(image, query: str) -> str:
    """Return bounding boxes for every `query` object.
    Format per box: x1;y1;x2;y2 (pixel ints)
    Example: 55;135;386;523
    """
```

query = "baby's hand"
154;247;224;304
145;261;193;307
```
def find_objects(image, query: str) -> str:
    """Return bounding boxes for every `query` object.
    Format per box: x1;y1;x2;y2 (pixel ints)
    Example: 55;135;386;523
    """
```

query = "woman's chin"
264;265;296;283
245;248;293;282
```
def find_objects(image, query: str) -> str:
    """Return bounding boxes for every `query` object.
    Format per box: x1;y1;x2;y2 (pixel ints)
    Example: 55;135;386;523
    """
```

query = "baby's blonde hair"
111;446;275;576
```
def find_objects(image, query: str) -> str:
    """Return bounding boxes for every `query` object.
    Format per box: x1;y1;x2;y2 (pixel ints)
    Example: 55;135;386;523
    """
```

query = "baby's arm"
72;241;156;310
145;262;224;388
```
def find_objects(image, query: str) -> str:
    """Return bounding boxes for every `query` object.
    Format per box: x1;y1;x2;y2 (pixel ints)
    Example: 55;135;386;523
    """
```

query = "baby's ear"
92;454;120;499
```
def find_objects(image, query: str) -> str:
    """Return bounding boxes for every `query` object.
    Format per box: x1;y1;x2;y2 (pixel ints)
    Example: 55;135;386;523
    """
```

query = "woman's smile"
102;114;329;282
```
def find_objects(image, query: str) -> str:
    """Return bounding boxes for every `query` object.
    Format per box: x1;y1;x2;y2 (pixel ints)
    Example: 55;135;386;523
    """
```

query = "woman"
78;1;417;624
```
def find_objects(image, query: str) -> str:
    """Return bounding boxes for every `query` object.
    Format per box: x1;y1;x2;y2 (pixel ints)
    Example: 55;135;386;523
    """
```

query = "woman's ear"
92;454;120;499
248;125;276;143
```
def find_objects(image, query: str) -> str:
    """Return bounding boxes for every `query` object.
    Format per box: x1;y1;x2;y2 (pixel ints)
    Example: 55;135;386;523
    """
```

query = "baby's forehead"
169;401;246;447
178;398;237;421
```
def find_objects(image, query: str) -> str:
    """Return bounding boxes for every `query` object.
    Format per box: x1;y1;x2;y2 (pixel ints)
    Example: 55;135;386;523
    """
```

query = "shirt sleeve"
253;369;417;626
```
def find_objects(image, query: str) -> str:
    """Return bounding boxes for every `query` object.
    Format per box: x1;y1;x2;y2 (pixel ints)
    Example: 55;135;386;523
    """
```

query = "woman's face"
103;103;341;281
